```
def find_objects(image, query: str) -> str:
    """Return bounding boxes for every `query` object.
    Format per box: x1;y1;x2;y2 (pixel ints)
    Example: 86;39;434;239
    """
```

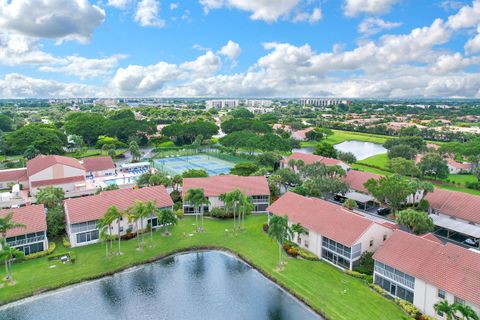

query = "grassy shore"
300;130;389;148
0;216;404;320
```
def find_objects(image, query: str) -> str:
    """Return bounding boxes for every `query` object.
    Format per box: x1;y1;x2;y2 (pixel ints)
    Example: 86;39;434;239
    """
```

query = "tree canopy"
162;121;218;145
4;123;67;155
396;209;434;235
418;153;449;179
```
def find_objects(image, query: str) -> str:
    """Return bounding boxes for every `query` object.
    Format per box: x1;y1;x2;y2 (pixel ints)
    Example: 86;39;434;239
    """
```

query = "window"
454;297;465;306
438;289;446;299
305;240;309;248
369;240;374;247
383;234;387;241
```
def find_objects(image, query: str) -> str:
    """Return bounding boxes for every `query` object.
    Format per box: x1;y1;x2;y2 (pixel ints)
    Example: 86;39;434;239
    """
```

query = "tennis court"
153;154;235;176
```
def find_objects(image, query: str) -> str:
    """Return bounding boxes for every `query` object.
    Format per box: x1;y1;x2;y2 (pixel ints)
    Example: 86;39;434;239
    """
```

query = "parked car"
377;207;391;216
464;238;479;247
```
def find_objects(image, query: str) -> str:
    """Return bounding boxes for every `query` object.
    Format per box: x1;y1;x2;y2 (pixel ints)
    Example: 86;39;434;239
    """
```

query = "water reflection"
0;251;321;320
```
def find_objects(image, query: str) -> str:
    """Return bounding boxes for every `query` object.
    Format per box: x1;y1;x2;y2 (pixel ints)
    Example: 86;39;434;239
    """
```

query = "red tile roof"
0;168;27;182
82;156;115;172
64;186;174;224
27;155;85;176
31;176;85;188
0;204;47;237
292;127;313;140
282;152;347;167
182;175;270;198
425;188;480;224
447;158;472;170
267;192;378;247
344;170;381;193
374;230;480;306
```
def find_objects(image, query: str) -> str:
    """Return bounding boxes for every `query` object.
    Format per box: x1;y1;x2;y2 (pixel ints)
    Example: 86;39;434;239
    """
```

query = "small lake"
292;140;386;161
334;141;386;160
0;251;321;320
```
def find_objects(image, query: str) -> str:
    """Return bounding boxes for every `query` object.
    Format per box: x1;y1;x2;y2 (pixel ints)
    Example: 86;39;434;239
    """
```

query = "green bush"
368;283;389;297
344;270;369;280
297;247;318;260
24;242;56;260
417;199;430;212
262;223;269;233
395;298;421;318
62;236;71;248
175;209;183;219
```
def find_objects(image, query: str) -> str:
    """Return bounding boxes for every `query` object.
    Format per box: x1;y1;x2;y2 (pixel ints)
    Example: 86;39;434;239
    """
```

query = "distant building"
182;176;270;215
300;98;351;107
205;99;240;110
244;99;273;107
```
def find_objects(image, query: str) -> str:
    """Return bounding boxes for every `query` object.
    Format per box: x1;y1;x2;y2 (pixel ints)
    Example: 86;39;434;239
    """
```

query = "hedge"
24;242;56;261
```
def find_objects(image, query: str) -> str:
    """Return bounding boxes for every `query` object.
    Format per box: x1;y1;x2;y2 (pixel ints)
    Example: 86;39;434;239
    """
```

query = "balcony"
7;235;45;248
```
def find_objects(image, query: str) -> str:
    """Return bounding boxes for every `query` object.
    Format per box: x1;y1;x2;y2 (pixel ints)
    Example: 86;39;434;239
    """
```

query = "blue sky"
0;0;479;98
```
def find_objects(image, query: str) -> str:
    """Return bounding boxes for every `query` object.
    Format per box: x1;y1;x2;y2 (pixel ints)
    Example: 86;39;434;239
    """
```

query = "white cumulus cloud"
0;0;105;43
134;0;166;27
358;18;402;36
219;40;241;60
343;0;401;17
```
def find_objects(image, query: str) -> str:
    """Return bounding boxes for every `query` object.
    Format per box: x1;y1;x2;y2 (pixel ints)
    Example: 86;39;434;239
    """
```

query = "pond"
0;251;321;320
334;140;386;160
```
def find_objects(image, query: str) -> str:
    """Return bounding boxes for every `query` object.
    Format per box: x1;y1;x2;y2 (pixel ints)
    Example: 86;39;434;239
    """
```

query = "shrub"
417;199;430;212
175;209;183;219
210;207;230;219
170;190;181;203
62;236;71;248
356;251;374;275
368;283;389;297
343;198;358;210
287;247;299;257
297;247;319;260
344;270;369;280
262;223;269;233
418;315;436;320
24;242;56;261
395;298;421;318
121;232;137;240
173;202;182;211
283;243;291;251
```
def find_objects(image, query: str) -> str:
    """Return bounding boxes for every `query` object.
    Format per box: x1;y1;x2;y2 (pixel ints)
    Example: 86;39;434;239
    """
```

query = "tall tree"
396;209;434;235
313;142;338;158
387;157;421;177
144;201;158;246
268;215;292;269
129;201;148;246
105;206;123;255
0;241;24;283
364;174;417;214
36;186;64;209
157;209;177;236
184;188;209;232
418;153;449;179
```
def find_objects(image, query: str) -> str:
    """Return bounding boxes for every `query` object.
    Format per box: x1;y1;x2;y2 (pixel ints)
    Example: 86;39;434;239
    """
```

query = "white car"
464;238;479;247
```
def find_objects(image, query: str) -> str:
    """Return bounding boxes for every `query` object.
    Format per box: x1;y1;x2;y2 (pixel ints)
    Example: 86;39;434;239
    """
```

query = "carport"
343;191;376;210
430;214;480;248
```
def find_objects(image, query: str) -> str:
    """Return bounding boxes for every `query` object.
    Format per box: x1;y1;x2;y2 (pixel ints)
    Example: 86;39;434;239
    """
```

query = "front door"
23;246;30;256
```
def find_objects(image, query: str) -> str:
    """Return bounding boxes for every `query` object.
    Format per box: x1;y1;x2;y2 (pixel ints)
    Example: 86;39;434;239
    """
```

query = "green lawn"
350;164;392;176
444;174;477;185
435;183;480;196
357;153;389;170
0;216;404;320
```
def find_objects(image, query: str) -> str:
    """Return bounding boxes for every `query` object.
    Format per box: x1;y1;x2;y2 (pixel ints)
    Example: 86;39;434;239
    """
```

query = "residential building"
205;99;240;110
27;155;87;195
425;188;480;246
268;192;393;270
291;128;313;141
81;156;116;177
342;170;381;209
280;152;350;172
373;230;480;318
0;168;28;190
1;204;48;255
446;158;472;174
0;155;118;197
244;99;273;107
300;98;351;107
64;186;173;247
182;176;270;215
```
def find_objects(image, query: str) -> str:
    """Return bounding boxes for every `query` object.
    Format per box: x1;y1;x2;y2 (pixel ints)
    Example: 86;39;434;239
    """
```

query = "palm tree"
221;189;242;232
126;207;141;250
105;206;123;255
454;303;479;320
434;300;456;320
184;188;208;232
35;186;65;209
291;223;306;242
107;147;117;159
171;175;182;191
130;201;148;246
268;215;292;269
144;201;158;246
238;193;253;230
0;213;25;241
100;208;116;253
96;218;110;257
0;241;24;283
129;141;142;162
158;209;177;236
